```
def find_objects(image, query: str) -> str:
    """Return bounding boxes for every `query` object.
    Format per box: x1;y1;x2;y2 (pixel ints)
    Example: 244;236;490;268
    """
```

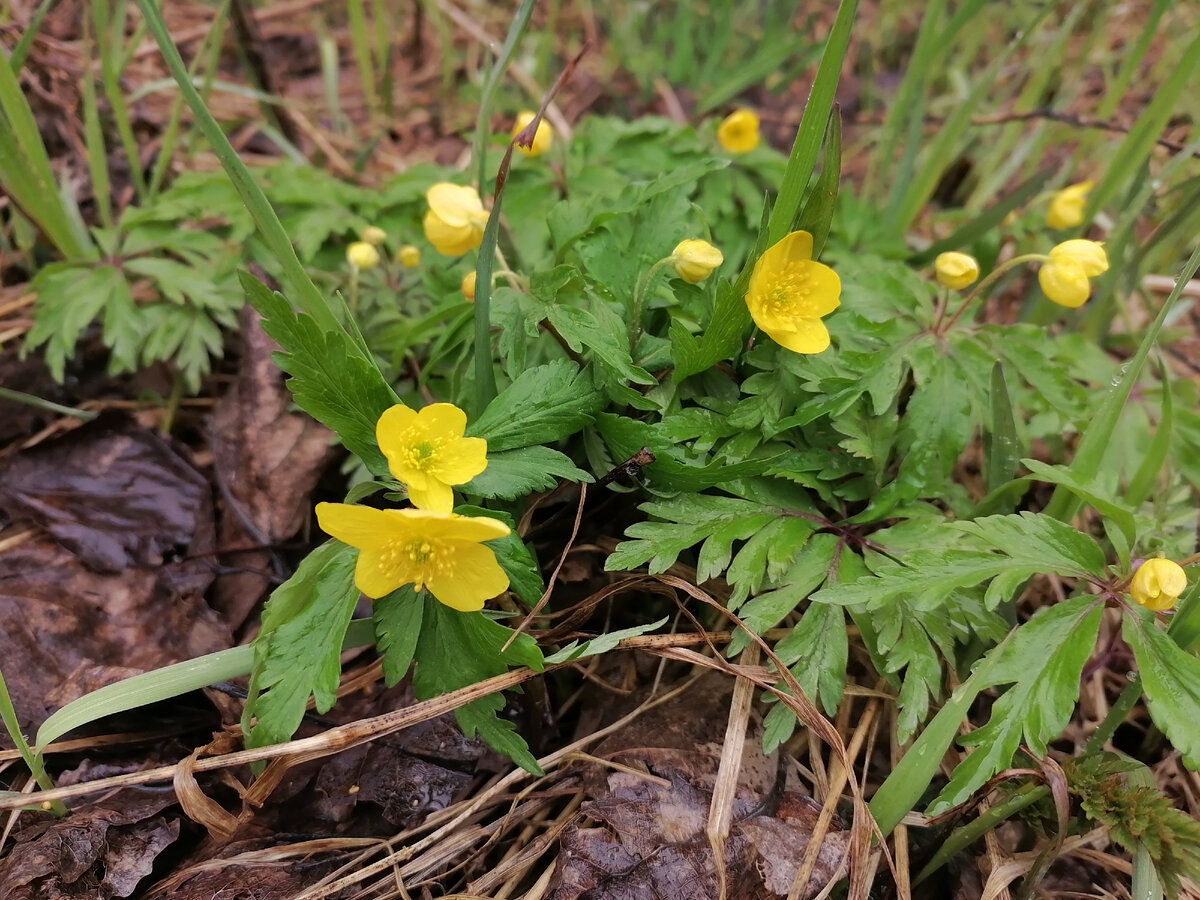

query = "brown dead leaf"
208;305;336;628
0;415;212;574
0;792;180;899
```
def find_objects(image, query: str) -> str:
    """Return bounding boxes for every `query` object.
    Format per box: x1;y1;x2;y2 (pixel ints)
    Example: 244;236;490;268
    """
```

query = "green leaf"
729;532;839;649
374;585;424;686
241;271;398;475
243;541;360;749
465;446;593;501
726;517;821;606
468;360;605;453
984;362;1021;494
413;596;544;773
1020;459;1137;548
1125;608;1200;769
774;601;847;717
545;618;669;664
928;595;1102;812
1126;363;1173;507
793;107;841;258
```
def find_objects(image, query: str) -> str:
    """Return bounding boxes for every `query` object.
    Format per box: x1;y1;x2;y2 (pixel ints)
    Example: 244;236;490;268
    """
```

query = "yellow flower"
377;403;488;513
1046;180;1093;230
423;183;489;256
397;244;421;268
361;225;388;246
512;111;553;157
717;109;760;154
745;230;841;354
1129;559;1187;612
671;239;724;283
315;503;510;611
934;252;980;290
347;241;381;270
462;271;477;302
1037;239;1108;308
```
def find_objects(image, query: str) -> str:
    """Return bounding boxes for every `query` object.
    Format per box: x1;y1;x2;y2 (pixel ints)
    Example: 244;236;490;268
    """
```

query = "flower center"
764;264;819;318
377;537;450;588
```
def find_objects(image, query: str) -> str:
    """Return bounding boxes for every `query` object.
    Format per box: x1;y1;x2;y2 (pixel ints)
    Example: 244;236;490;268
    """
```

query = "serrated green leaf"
467;360;604;453
726;516;819;605
729;532;839;652
243;541;360;749
374;585;424;686
412;596;544;773
1020;459;1136;547
240;271;398;475
1125;608;1200;769
776;602;847;717
953;512;1107;576
465;446;593;501
928;595;1102;812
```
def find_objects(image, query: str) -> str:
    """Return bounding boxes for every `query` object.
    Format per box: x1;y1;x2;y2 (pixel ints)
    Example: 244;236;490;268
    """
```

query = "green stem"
937;253;1047;334
0;387;97;421
629;257;673;351
1085;674;1142;754
133;0;343;337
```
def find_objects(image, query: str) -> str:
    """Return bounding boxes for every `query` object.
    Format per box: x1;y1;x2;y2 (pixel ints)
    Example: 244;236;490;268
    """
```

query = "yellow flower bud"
671;239;724;284
1129;559;1187;612
462;271;476;302
346;241;381;271
934;252;980;290
1046;181;1093;230
1037;240;1108;308
717;109;760;154
397;245;421;268
360;225;388;246
423;183;489;256
512;111;553;157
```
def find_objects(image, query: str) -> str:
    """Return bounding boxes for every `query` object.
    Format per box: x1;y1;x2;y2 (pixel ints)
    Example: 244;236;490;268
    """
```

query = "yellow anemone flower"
315;504;510;611
361;225;388;246
1046;180;1093;230
397;244;421;268
462;271;477;302
1129;558;1188;612
671;239;724;283
377;403;488;513
512;111;553;157
347;241;381;270
717;108;760;154
745;230;841;354
934;252;979;290
423;183;489;256
1037;239;1108;308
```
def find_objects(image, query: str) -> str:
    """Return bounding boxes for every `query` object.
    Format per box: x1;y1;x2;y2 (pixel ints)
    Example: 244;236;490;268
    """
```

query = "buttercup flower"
512;111;553;157
423;183;489;256
377;403;488;513
347;241;381;271
361;225;388;246
462;271;477;302
1038;239;1108;308
745;230;841;354
1046;181;1093;230
935;252;980;290
316;503;510;611
1129;558;1187;612
671;239;724;283
397;244;421;268
717;109;759;154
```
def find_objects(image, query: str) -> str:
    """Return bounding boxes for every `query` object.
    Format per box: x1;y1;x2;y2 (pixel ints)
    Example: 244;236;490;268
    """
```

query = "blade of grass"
80;19;113;228
0;668;66;814
1095;0;1170;121
9;0;57;73
793;107;841;258
1125;360;1173;507
1084;31;1200;221
134;0;342;336
1043;243;1200;528
93;0;146;200
34;619;377;752
472;0;536;194
347;0;380;120
985;361;1021;493
766;0;858;247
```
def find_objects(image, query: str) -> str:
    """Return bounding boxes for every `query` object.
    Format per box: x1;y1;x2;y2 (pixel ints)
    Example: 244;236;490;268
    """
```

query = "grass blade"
794;107;842;258
472;0;536;194
985;361;1021;494
766;0;858;247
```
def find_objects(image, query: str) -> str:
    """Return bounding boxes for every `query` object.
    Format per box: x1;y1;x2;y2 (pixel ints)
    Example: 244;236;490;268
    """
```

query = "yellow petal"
424;542;510;611
764;318;831;354
430;436;489;485
797;260;842;318
377;403;418;453
762;230;814;268
315;503;399;551
1050;239;1108;277
716;109;760;154
354;549;411;599
426;183;483;227
423;209;481;256
418;403;469;439
1038;261;1090;308
413;510;511;542
407;479;454;514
